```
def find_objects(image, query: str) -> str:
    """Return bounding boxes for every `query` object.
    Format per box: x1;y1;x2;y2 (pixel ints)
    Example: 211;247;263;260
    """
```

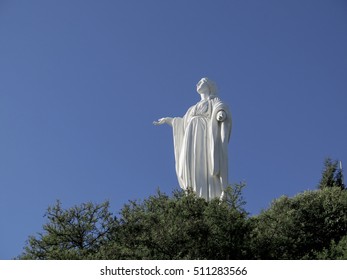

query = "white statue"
154;77;232;201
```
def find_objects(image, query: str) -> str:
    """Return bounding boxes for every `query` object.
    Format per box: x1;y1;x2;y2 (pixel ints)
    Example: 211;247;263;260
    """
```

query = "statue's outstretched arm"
153;117;173;126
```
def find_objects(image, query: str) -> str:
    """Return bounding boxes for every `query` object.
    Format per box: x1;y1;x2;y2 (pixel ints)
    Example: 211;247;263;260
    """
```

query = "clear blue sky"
1;0;346;259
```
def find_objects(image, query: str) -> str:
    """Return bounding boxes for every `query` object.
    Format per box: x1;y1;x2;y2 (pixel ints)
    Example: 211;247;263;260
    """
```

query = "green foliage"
20;200;115;260
19;159;347;260
251;187;347;259
20;185;251;260
223;182;247;212
102;186;251;259
314;235;347;260
318;158;345;190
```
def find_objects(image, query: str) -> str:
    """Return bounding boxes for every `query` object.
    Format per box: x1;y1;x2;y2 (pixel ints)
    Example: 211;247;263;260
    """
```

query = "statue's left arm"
210;100;232;179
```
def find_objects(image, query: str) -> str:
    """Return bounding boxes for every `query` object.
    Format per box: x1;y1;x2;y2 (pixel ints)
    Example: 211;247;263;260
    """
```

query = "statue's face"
196;79;210;95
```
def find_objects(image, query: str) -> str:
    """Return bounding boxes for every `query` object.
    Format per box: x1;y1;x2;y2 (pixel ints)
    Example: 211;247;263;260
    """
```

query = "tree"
20;200;116;260
19;159;347;260
20;185;251;260
103;186;251;260
318;158;345;190
314;235;347;260
251;187;347;259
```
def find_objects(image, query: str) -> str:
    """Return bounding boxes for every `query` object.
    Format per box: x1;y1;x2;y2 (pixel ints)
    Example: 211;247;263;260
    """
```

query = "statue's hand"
153;117;173;126
153;118;166;125
216;110;226;122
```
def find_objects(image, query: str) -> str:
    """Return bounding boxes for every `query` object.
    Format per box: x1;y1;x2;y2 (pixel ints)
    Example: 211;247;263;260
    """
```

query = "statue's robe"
172;97;232;201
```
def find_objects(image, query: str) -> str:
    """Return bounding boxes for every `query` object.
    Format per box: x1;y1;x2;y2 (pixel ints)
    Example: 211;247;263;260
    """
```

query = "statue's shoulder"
212;97;221;102
211;97;230;113
210;97;223;106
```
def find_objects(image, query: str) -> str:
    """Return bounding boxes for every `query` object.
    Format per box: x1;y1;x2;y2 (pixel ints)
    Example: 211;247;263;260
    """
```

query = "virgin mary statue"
154;78;232;201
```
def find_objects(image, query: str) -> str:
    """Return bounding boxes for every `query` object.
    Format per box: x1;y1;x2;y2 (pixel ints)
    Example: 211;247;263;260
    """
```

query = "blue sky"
1;0;346;259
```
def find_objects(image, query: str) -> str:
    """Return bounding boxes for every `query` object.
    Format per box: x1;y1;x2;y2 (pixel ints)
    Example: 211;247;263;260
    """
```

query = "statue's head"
196;77;218;96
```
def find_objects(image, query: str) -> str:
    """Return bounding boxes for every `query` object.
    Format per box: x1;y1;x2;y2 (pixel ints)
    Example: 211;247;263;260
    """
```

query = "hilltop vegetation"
19;159;347;260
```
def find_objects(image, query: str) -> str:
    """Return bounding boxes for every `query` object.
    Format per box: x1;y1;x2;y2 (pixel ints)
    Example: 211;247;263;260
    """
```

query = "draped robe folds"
172;97;232;201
